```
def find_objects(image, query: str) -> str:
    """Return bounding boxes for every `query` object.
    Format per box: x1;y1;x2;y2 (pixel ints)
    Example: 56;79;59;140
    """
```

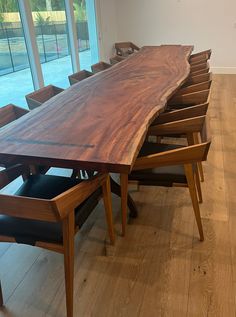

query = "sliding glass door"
30;0;73;88
74;0;99;71
0;0;34;107
0;0;100;108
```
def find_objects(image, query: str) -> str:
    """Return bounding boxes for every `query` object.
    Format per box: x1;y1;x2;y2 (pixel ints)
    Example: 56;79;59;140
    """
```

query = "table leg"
110;176;138;218
120;173;128;236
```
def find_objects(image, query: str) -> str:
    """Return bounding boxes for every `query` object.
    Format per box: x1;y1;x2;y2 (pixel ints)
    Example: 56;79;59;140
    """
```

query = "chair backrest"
91;61;111;73
109;55;125;65
0;165;55;222
0;165;107;223
189;49;211;66
0;192;59;222
176;80;212;95
190;54;208;65
134;116;211;170
190;49;211;60
115;42;140;56
185;72;212;86
168;89;210;106
190;57;209;66
149;115;206;136
0;104;29;128
25;85;64;110
68;70;93;86
190;67;210;77
134;141;211;170
154;102;209;124
190;62;209;73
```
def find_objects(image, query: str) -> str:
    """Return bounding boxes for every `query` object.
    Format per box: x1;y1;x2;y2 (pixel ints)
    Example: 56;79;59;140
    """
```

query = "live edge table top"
0;45;193;173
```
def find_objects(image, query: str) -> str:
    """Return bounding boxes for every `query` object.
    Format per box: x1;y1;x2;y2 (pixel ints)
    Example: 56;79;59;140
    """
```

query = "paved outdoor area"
0;50;92;109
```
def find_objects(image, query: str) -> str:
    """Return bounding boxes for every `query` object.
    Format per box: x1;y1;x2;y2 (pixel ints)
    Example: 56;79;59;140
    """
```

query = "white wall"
116;0;236;73
96;0;118;62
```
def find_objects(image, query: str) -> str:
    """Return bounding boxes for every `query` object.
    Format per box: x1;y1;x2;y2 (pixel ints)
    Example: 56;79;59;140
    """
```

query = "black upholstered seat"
0;174;101;245
138;142;184;157
129;142;188;186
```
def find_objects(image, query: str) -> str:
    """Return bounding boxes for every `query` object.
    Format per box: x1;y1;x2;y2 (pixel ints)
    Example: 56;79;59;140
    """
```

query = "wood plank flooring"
0;74;235;317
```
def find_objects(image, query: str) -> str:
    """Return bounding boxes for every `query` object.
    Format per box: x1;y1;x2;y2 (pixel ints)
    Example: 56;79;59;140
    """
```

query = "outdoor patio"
0;49;92;108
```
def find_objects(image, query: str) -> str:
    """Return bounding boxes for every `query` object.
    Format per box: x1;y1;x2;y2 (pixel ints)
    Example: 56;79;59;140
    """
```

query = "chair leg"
102;176;115;245
194;167;203;203
193;133;204;182
62;212;75;317
0;281;3;306
197;162;204;182
120;173;128;236
71;169;81;179
184;163;204;241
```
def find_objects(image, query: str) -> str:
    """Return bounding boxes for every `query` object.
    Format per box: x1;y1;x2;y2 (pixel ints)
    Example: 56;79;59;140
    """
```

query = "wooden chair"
68;70;93;86
110;55;126;65
0;104;28;129
152;102;209;125
115;42;140;57
190;62;209;74
0;104;29;171
184;72;212;86
155;80;211;183
168;89;210;109
150;107;209;182
91;61;111;74
190;67;210;77
172;74;211;102
190;49;211;64
189;57;209;66
0;168;114;317
127;115;211;241
175;80;211;96
25;85;64;110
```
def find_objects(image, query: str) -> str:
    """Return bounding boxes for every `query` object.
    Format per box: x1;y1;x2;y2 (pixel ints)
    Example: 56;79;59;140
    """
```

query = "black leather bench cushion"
129;142;187;186
0;175;101;245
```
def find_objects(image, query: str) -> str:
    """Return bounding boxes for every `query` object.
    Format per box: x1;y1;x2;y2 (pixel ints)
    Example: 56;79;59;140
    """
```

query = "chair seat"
129;142;187;186
0;175;101;245
138;142;184;157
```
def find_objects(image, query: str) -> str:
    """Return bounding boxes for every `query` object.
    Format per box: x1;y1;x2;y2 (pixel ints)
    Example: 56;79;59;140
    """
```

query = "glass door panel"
0;0;34;108
74;0;99;71
30;0;73;88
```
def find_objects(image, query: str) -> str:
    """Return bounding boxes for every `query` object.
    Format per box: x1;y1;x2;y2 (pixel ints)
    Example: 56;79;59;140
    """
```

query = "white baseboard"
211;67;236;74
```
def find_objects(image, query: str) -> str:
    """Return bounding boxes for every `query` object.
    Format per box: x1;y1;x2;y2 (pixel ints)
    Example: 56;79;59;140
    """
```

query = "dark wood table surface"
0;45;192;172
0;45;193;233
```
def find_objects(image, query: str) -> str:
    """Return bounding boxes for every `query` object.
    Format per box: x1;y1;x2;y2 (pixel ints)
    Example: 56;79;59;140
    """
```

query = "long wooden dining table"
0;45;193;235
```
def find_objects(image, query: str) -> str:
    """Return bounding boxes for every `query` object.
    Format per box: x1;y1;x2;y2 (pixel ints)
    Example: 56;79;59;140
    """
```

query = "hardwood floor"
0;74;236;316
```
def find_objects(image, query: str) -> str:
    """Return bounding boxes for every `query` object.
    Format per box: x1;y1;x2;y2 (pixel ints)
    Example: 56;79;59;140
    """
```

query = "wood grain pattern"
0;46;193;173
